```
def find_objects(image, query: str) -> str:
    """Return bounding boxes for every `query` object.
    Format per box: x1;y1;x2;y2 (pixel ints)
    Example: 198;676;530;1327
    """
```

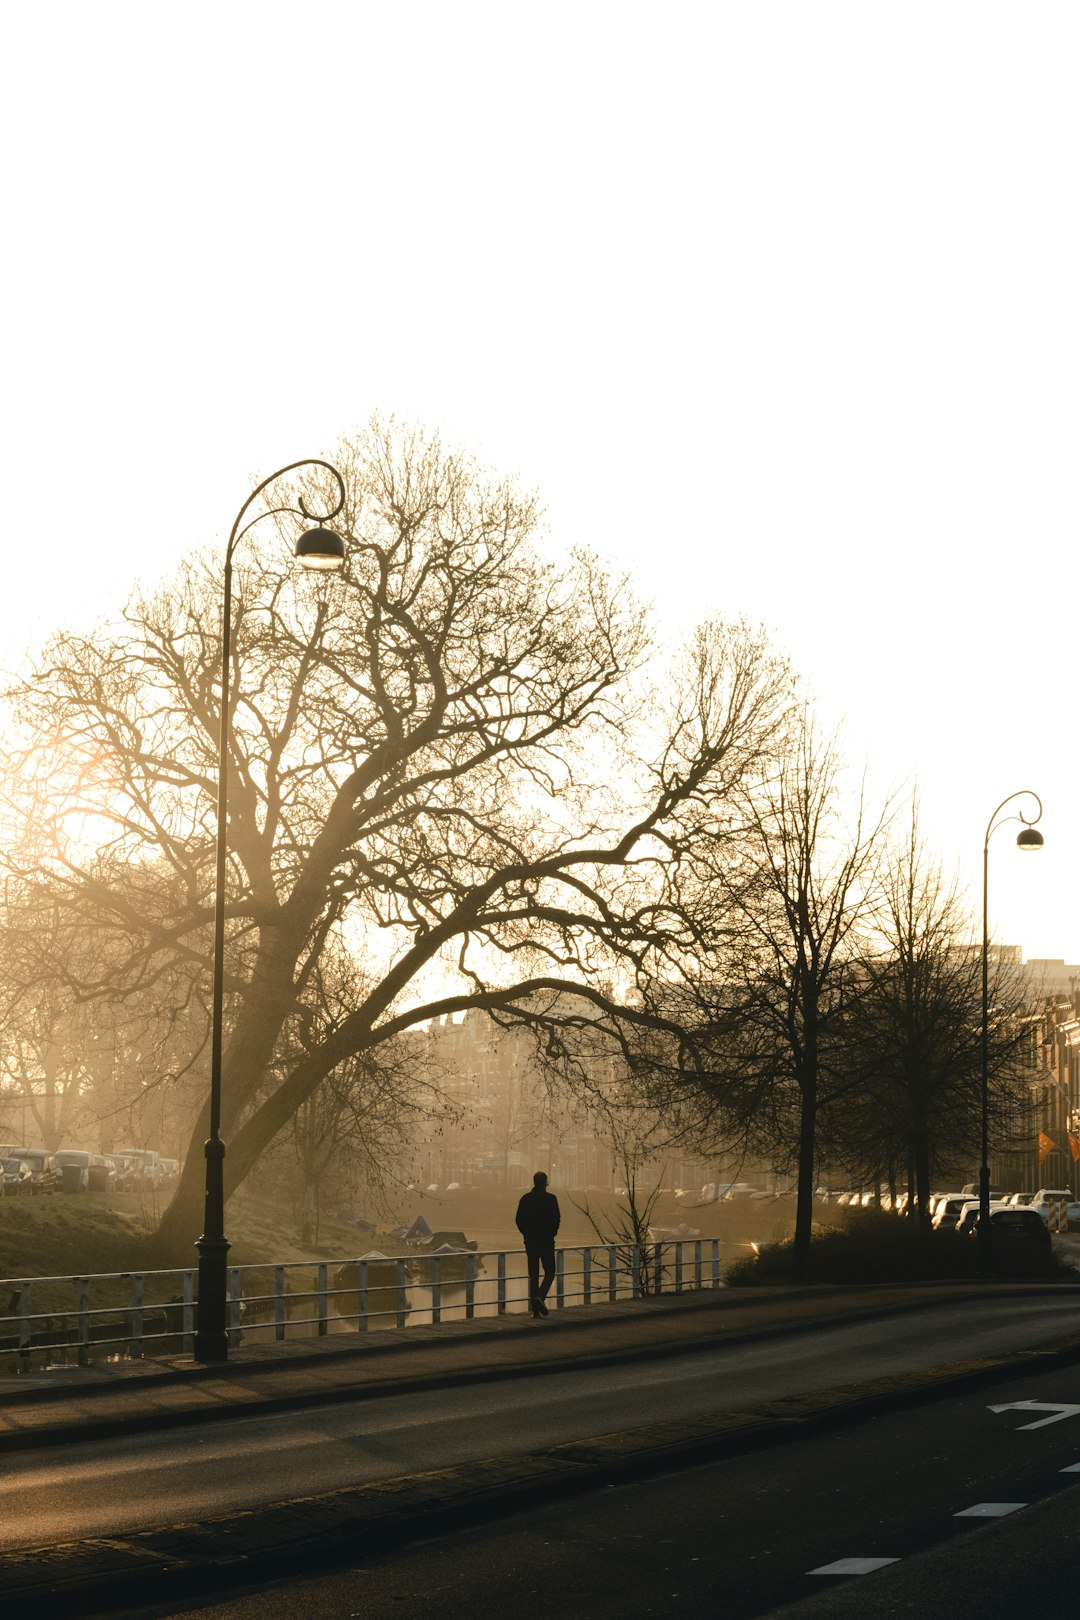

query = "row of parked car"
930;1188;1079;1234
0;1145;180;1197
819;1186;1078;1228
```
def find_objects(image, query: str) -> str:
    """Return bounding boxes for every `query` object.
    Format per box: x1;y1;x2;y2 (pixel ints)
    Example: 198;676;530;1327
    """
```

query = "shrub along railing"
0;1239;727;1373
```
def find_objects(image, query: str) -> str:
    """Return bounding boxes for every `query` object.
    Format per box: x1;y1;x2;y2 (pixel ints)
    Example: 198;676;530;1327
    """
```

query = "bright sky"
2;2;1077;963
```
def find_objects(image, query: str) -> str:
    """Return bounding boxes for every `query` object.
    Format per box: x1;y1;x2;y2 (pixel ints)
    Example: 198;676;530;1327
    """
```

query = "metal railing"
0;1239;727;1373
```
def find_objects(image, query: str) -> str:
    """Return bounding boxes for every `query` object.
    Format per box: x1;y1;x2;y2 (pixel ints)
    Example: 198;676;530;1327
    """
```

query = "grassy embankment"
0;1182;804;1284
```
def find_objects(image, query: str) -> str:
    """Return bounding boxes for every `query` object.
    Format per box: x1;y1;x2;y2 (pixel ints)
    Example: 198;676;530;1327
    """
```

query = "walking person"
515;1170;560;1318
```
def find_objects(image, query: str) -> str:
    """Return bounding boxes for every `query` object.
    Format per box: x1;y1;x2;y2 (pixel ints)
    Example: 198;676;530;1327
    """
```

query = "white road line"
954;1502;1027;1518
808;1557;901;1576
988;1400;1080;1429
1061;1462;1080;1473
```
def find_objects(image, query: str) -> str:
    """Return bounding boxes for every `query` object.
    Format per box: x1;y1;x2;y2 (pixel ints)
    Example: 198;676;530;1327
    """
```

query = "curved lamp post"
977;789;1044;1281
194;459;347;1363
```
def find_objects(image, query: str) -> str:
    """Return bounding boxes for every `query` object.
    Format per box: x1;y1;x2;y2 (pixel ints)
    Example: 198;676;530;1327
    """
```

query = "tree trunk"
301;1172;317;1246
147;1153;210;1266
913;1130;933;1238
792;1081;817;1281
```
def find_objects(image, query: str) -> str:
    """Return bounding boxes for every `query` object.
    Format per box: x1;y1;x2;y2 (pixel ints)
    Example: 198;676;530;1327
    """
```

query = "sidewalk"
5;1281;1080;1615
1;1278;1070;1452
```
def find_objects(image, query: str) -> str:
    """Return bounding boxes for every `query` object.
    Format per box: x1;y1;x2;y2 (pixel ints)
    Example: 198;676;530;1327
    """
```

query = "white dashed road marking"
1061;1462;1080;1473
808;1557;901;1576
954;1502;1027;1518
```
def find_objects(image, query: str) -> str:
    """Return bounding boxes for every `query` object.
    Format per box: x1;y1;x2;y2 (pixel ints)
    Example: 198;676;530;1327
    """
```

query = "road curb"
8;1331;1080;1616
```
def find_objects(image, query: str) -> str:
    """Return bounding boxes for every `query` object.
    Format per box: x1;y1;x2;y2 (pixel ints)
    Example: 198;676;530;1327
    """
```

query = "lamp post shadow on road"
977;789;1044;1283
194;460;348;1365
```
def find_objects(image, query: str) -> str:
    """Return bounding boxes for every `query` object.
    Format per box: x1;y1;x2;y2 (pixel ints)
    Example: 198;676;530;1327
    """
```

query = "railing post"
395;1259;407;1328
316;1263;328;1336
555;1248;565;1309
77;1277;90;1366
653;1242;662;1295
693;1240;702;1291
431;1256;442;1324
464;1253;476;1320
18;1281;31;1367
182;1271;195;1352
608;1245;617;1302
631;1244;642;1299
675;1240;684;1294
274;1267;286;1342
711;1239;721;1288
131;1272;145;1359
228;1267;242;1349
582;1246;592;1306
358;1261;369;1332
497;1251;507;1315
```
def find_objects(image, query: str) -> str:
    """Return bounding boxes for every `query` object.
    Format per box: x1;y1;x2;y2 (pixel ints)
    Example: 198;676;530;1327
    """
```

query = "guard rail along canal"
0;1238;728;1372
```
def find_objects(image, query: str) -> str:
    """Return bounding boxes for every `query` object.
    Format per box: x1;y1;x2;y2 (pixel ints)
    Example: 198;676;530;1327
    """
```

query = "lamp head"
1016;827;1044;851
295;526;345;572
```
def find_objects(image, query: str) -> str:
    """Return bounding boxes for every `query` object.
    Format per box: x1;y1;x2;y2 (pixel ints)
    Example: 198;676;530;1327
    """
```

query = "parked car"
983;1206;1054;1264
104;1153;138;1189
1;1157;35;1197
6;1149;57;1195
931;1194;972;1232
954;1200;983;1235
54;1150;91;1193
117;1147;162;1186
1030;1189;1073;1222
957;1200;1017;1236
87;1154;116;1192
53;1150;117;1193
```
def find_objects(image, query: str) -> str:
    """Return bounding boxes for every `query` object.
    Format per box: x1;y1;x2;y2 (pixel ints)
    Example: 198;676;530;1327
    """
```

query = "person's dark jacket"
515;1186;561;1246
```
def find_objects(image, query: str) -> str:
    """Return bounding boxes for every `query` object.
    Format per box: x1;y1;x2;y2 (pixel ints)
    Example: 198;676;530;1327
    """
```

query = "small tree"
637;713;889;1280
573;1150;669;1296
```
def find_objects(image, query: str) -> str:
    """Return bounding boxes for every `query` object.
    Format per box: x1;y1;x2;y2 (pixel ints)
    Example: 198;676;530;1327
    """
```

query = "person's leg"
538;1242;556;1302
526;1247;541;1311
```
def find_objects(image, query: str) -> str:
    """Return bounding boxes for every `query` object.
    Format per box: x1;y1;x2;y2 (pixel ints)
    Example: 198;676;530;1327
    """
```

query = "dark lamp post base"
194;1235;231;1361
194;1136;230;1363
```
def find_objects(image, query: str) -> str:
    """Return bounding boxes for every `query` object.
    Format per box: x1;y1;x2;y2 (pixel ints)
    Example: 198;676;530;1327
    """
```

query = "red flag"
1038;1131;1056;1165
1069;1133;1080;1164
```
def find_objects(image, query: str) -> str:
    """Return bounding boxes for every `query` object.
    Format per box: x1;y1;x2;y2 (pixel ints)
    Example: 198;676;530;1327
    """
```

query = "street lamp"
194;459;347;1363
977;789;1044;1281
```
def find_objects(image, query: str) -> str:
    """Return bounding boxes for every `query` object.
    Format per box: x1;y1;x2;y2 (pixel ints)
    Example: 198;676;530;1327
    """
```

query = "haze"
2;0;1076;959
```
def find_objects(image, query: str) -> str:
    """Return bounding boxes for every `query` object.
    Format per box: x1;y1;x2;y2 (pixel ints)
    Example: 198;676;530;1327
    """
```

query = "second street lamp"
977;788;1044;1282
193;459;347;1364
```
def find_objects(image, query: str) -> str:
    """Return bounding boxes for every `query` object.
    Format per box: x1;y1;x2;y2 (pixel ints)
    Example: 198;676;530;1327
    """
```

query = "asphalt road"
95;1355;1080;1620
7;1293;1080;1553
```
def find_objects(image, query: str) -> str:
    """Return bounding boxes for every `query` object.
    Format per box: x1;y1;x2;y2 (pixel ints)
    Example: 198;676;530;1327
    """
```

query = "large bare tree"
1;420;792;1261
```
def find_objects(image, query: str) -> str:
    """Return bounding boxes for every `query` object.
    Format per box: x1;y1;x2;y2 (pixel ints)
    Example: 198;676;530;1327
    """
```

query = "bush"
723;1207;1072;1286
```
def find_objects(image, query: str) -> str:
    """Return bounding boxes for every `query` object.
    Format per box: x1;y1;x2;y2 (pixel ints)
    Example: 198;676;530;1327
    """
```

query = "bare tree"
641;713;889;1279
831;802;1035;1231
0;876;208;1155
1;420;792;1261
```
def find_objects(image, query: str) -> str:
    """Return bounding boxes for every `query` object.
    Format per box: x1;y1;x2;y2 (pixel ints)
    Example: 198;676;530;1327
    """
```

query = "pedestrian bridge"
1;1239;731;1373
